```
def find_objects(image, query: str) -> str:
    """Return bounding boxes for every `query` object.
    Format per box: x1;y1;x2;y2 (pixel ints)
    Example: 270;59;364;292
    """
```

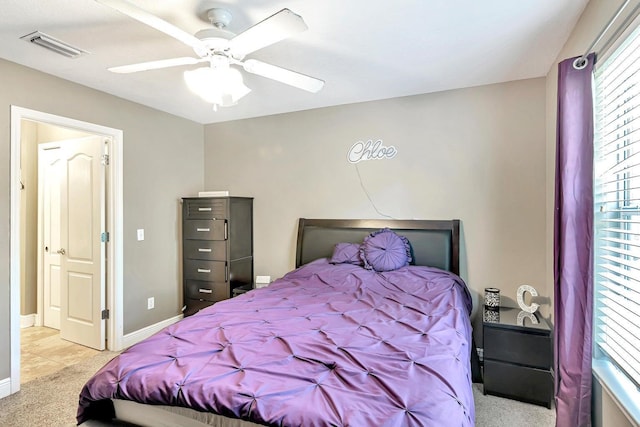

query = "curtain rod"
574;0;631;69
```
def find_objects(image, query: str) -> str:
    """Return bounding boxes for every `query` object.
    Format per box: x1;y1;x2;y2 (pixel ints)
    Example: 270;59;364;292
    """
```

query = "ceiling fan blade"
230;9;308;56
108;57;205;73
95;0;204;49
243;59;324;93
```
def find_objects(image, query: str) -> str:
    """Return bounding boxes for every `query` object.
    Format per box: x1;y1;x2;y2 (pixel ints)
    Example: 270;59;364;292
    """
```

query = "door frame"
9;106;124;393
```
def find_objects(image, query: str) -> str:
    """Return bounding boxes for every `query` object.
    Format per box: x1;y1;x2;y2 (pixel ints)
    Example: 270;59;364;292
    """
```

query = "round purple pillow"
360;228;412;272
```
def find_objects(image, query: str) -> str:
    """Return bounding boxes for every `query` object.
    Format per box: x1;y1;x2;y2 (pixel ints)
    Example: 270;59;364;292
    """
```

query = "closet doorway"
9;106;124;395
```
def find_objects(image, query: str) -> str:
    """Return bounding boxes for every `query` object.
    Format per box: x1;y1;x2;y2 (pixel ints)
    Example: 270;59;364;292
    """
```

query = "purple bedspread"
78;259;475;426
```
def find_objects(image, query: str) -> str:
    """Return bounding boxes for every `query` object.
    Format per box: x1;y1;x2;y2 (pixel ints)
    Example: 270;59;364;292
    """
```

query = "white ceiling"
0;0;589;124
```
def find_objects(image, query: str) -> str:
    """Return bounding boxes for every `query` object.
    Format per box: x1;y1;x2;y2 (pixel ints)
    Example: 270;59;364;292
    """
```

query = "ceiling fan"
95;0;324;110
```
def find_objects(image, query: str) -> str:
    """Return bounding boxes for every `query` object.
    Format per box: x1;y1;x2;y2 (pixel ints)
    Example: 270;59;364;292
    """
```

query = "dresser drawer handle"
198;207;212;212
196;228;210;232
198;288;213;294
198;248;212;253
197;268;211;273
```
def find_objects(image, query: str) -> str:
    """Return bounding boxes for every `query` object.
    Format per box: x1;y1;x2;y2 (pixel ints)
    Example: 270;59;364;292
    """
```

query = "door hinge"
101;309;110;320
101;154;110;166
101;232;109;242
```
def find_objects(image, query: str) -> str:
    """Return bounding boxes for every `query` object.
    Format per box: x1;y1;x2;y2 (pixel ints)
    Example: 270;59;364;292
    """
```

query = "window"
593;21;640;405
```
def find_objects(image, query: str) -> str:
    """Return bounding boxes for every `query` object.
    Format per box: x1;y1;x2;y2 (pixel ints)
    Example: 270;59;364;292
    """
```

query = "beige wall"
19;121;92;316
0;58;204;380
203;77;548;341
19;121;36;316
545;0;637;425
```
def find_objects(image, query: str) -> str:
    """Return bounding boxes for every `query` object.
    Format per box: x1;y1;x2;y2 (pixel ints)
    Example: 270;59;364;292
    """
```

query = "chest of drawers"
182;197;253;316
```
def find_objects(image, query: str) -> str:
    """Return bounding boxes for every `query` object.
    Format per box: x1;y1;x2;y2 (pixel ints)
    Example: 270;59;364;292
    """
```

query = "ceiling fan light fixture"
184;65;251;109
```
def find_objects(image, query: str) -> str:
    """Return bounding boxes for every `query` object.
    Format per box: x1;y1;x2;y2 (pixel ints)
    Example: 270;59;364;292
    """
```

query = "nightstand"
232;284;253;297
483;307;554;408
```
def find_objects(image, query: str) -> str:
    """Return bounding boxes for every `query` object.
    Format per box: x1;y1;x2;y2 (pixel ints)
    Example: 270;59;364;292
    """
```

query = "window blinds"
594;23;640;389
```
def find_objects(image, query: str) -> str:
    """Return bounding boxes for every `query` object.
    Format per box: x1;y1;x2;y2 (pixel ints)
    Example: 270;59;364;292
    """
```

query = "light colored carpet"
473;383;556;426
0;352;556;426
0;351;120;427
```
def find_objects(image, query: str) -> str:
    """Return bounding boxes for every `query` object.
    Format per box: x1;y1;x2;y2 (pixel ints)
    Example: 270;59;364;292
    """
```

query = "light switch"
137;229;144;241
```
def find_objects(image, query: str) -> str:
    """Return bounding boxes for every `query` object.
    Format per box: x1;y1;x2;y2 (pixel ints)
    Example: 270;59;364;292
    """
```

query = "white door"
38;136;106;350
40;146;63;330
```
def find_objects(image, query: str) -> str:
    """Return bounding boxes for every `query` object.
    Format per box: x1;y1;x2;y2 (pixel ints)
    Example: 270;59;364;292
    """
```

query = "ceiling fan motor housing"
206;8;232;28
194;27;236;55
194;8;243;59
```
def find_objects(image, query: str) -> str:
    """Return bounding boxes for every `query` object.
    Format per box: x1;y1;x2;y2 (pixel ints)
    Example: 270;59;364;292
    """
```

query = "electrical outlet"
147;297;154;310
477;347;484;362
137;229;144;241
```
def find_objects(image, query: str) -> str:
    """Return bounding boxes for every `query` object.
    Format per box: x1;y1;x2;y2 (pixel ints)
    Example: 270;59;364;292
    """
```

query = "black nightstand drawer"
185;280;229;302
184;259;226;282
484;327;551;369
484;360;553;408
184;239;226;261
183;220;226;240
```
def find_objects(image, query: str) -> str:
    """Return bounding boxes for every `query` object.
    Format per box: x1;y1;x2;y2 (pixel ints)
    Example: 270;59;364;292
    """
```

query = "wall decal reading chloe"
347;139;397;164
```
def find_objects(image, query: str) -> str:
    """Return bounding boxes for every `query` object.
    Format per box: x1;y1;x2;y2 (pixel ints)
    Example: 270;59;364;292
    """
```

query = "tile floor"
20;326;100;383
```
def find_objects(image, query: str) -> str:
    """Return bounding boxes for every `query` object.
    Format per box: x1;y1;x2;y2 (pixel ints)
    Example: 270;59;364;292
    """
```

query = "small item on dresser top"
516;284;540;313
484;287;500;309
198;190;229;197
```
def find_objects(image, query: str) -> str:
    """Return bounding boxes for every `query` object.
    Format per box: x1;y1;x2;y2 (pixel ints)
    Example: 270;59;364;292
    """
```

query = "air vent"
20;31;88;58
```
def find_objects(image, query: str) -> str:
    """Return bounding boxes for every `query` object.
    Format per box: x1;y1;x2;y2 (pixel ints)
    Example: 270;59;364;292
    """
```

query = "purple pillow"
329;243;363;266
360;228;412;272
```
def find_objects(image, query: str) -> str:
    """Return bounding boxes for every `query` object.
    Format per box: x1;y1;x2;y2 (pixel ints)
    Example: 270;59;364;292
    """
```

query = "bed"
78;218;476;426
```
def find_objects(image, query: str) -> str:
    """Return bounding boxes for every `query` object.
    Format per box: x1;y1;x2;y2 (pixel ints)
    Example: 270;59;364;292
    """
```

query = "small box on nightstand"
255;275;271;288
483;306;554;408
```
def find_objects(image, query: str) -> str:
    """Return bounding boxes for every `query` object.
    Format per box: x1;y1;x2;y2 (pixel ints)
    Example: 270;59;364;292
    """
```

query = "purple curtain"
554;53;595;427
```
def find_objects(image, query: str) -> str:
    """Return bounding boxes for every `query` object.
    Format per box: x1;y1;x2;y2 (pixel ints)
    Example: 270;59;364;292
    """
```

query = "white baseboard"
20;314;36;329
0;377;11;399
122;314;183;349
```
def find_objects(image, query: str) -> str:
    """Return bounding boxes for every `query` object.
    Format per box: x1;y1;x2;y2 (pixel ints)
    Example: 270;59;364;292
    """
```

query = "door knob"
57;248;66;255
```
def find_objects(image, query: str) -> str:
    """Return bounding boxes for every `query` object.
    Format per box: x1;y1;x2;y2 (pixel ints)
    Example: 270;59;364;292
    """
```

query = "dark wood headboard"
295;219;460;275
